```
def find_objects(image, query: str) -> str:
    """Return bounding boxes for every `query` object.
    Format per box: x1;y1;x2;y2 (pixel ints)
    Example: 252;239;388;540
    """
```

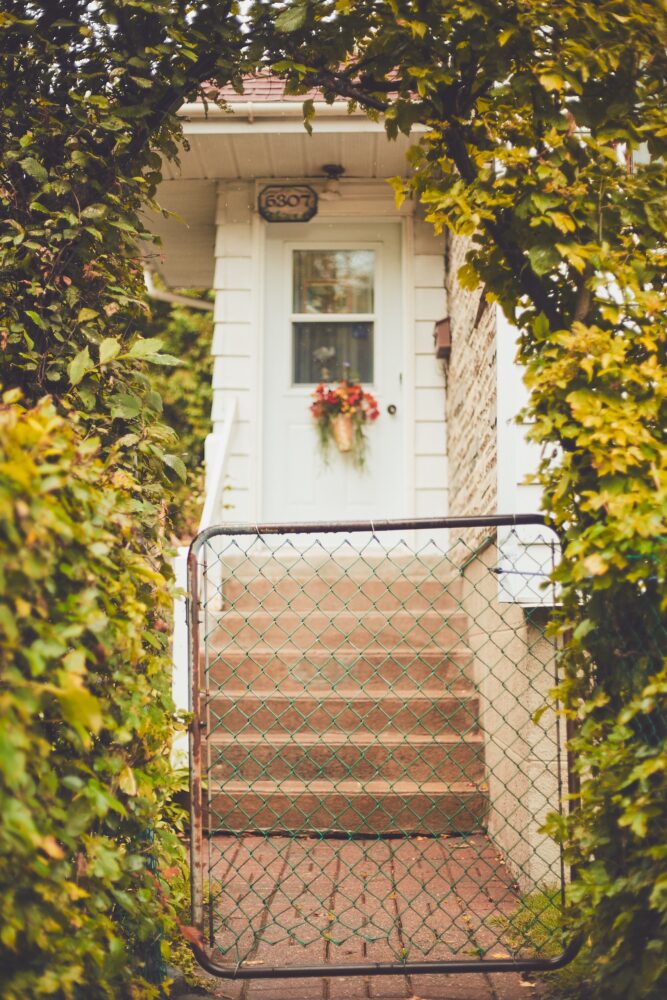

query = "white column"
209;181;257;522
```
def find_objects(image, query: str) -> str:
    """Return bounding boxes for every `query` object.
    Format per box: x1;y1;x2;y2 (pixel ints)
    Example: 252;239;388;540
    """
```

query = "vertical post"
171;546;190;767
187;543;205;931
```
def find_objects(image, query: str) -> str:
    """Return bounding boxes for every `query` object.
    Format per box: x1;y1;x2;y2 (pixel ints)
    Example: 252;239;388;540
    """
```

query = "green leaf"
68;346;93;386
77;307;99;324
145;391;163;414
54;683;103;738
19;157;48;183
163;454;187;482
140;353;181;367
81;204;108;220
527;245;560;276
99;338;121;364
127;337;164;358
275;2;307;32
25;310;47;330
110;393;141;420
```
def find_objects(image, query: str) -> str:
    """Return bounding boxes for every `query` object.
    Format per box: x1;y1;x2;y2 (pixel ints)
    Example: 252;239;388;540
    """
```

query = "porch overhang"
149;103;419;289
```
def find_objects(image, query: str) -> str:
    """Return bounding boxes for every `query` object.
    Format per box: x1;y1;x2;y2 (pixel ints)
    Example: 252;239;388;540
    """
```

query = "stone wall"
444;234;497;517
460;543;563;891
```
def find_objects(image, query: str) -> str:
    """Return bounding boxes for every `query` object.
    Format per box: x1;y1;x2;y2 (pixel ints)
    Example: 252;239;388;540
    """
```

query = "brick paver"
206;970;543;999
199;834;545;1000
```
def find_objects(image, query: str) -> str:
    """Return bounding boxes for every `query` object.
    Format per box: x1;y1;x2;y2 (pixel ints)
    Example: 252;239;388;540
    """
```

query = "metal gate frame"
186;514;580;981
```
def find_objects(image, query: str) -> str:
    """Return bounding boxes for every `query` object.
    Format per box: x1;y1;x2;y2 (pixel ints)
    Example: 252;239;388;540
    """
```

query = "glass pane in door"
292;249;375;384
293;321;373;383
293;250;375;314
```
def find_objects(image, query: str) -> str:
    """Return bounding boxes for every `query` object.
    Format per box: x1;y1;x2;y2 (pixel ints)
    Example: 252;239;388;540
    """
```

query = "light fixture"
319;163;345;200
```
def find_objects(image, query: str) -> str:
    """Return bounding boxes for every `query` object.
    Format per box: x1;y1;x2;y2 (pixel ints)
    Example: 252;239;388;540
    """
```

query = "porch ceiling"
146;179;217;289
149;111;417;289
161;122;414;182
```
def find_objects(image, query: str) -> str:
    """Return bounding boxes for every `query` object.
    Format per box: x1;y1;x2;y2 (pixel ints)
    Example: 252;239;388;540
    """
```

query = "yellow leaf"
583;554;608;576
62;649;86;675
118;766;137;796
458;262;480;291
548;211;576;233
41;836;65;860
539;72;564;93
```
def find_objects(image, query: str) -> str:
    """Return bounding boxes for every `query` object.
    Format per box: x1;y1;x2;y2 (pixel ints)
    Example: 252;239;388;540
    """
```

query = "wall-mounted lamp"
433;316;452;360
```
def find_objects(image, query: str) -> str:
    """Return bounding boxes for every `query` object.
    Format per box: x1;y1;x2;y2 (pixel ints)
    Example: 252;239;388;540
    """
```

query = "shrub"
0;393;184;999
544;653;667;1000
140;298;214;540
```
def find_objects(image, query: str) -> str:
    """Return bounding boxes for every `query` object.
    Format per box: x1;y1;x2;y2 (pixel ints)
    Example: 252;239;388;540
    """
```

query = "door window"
291;249;375;384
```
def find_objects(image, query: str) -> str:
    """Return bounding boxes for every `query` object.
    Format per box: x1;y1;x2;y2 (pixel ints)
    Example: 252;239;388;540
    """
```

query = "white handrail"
198;395;237;532
144;269;213;312
172;395;237;761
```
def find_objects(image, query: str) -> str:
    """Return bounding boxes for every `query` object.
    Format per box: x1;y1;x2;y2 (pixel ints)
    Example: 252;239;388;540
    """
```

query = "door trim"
258;218;410;522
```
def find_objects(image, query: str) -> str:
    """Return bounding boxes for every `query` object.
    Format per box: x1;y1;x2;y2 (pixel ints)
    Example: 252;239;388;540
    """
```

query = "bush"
0;393;184;999
544;652;667;1000
140;298;214;540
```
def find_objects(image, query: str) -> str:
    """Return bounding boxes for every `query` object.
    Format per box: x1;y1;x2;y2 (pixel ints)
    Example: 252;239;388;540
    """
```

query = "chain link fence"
186;516;578;981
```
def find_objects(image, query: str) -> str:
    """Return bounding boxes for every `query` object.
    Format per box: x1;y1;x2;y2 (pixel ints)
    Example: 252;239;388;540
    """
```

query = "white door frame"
257;215;413;523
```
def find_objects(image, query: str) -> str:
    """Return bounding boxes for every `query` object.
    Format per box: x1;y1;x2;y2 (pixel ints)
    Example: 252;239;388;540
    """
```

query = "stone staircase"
200;557;488;835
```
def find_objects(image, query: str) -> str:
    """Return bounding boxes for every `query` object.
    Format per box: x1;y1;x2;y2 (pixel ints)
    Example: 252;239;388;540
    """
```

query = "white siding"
206;181;448;526
410;218;448;518
208;181;257;523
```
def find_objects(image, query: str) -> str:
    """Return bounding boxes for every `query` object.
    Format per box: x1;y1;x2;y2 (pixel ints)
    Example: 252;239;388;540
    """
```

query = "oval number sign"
258;185;318;223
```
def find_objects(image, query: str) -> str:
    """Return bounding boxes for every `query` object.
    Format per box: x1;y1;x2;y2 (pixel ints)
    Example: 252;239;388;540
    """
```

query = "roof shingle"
212;75;342;103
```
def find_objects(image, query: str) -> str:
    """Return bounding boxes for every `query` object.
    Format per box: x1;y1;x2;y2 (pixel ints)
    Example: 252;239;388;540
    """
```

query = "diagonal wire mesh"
187;517;574;979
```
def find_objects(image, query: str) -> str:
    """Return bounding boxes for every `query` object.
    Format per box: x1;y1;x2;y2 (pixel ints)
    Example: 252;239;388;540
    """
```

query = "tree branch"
308;68;563;329
573;263;594;324
442;122;563;329
305;68;392;112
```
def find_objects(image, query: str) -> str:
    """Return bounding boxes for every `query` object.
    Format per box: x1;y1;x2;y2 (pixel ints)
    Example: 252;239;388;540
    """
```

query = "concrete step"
206;608;469;653
205;690;479;737
206;778;488;835
214;572;463;614
208;731;485;784
201;644;474;693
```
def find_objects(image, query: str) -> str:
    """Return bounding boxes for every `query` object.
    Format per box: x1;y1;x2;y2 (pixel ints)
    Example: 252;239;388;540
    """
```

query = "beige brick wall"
460;544;563;890
445;234;497;516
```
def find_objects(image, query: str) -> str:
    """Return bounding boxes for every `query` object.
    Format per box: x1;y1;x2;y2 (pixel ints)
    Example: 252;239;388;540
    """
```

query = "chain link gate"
186;515;579;982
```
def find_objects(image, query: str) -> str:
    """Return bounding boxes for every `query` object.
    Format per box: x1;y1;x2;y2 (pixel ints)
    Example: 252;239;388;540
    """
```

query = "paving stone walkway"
193;834;546;1000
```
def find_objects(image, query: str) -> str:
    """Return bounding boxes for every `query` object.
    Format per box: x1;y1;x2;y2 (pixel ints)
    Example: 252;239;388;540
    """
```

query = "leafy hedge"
139;298;214;540
1;4;665;998
0;393;183;999
256;5;667;996
0;7;225;994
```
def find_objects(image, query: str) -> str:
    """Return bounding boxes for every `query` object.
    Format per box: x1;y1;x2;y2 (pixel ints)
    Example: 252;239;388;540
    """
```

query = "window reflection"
293;322;373;384
293;250;375;314
292;250;375;384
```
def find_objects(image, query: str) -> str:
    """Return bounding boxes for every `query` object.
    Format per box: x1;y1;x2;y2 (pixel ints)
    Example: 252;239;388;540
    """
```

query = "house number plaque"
258;185;318;223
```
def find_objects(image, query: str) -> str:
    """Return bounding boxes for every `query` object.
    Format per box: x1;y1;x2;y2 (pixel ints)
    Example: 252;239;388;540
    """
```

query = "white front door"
262;222;404;523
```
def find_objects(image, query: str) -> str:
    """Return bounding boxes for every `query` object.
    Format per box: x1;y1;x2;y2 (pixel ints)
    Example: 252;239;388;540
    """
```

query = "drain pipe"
144;269;213;312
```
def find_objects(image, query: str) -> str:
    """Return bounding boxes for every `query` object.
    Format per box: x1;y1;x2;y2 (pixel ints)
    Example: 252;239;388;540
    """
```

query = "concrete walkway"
191;833;547;1000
